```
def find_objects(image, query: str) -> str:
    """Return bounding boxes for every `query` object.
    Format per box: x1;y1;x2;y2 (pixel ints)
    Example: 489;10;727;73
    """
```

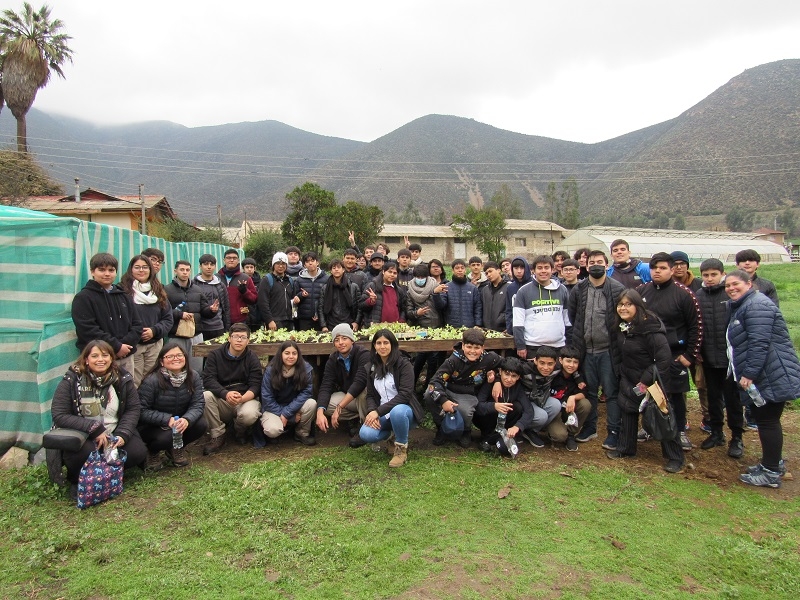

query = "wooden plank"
193;334;515;358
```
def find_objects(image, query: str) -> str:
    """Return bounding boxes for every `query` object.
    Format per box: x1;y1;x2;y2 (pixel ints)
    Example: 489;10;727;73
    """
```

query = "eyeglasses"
617;302;634;308
163;353;185;361
148;258;163;264
230;335;249;341
132;265;150;271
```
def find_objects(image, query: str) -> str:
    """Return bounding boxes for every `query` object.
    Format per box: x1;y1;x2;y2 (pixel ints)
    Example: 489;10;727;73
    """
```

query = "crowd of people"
54;238;798;495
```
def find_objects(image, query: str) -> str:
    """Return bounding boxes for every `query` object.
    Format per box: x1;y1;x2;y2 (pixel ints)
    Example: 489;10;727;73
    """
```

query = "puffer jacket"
696;280;730;368
439;278;482;328
137;369;205;427
404;277;443;328
727;289;800;405
568;276;625;374
296;268;329;321
616;314;672;414
166;280;213;335
428;342;503;397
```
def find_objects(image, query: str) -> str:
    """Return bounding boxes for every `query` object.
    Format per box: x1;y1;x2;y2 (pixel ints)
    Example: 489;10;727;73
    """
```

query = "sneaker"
740;466;781;488
746;460;786;476
602;433;618;451
664;460;685;474
637;428;651;442
458;431;472;448
745;420;758;431
479;439;494;453
727;438;744;459
521;430;545;448
167;447;189;468
575;430;597;443
203;435;226;455
565;436;578;452
680;432;693;451
700;431;725;450
294;433;317;446
348;434;366;448
146;450;164;471
700;420;712;433
606;450;628;459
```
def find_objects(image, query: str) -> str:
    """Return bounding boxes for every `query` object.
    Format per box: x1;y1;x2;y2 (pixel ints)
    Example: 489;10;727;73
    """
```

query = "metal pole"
139;183;146;236
74;178;80;203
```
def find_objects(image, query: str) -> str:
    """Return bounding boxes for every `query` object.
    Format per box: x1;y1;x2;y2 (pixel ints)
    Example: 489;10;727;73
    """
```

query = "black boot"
701;429;726;450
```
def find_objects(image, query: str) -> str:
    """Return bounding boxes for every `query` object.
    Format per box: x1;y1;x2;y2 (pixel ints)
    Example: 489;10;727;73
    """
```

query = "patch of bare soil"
187;400;798;499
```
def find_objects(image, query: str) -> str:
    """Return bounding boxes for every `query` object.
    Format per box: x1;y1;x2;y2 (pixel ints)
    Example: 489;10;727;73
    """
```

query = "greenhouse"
556;226;791;264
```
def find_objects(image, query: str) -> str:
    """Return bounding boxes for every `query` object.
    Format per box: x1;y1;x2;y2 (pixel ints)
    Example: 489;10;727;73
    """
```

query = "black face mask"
588;265;606;279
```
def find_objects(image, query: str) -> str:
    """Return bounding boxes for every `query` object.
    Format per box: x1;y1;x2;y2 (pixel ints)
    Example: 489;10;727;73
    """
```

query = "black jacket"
257;273;297;326
637;279;703;363
138;370;206;427
202;343;263;399
166;279;214;336
51;367;140;444
316;344;371;410
318;277;360;330
480;280;509;332
130;297;173;346
429;342;503;397
567;276;625;375
696;281;730;368
71;280;143;353
616;315;672;414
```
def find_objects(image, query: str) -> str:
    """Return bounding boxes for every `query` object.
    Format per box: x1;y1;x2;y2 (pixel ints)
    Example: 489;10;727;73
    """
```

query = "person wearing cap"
360;260;406;326
670;251;701;293
257;252;300;331
365;252;385;280
195;253;230;341
219;249;258;325
315;323;371;446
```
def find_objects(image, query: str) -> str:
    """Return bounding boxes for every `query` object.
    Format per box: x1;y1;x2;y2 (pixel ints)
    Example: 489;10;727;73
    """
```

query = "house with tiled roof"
16;188;176;231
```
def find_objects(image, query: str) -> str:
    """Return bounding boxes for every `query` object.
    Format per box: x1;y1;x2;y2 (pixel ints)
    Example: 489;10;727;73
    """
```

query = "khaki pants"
547;397;592;443
203;391;261;439
261;398;317;438
133;340;163;387
325;390;368;422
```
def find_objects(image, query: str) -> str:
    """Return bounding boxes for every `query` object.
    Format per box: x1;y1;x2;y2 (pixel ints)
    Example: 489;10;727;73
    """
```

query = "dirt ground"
189;399;798;500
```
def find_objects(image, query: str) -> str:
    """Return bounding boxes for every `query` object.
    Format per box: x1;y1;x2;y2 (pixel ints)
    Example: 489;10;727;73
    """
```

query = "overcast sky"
27;0;800;144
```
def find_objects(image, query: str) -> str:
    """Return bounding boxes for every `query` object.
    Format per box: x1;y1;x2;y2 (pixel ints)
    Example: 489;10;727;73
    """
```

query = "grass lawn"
1;263;799;599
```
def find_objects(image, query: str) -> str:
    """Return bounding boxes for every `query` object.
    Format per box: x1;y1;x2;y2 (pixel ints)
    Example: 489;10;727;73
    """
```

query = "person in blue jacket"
725;269;800;489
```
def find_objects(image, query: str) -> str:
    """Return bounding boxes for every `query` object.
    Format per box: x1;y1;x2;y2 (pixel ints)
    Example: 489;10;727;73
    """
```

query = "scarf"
282;366;296;379
322;277;353;314
132;280;158;305
406;276;437;305
160;367;188;388
81;368;118;408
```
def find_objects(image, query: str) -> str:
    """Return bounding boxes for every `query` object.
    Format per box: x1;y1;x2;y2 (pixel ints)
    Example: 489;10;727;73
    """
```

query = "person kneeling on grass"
473;357;533;453
352;329;425;467
257;341;317;446
546;346;591;452
137;343;207;470
425;327;503;448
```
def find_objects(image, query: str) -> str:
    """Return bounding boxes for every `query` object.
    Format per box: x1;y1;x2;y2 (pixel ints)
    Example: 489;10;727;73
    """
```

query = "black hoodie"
616;314;672;413
71;280;142;353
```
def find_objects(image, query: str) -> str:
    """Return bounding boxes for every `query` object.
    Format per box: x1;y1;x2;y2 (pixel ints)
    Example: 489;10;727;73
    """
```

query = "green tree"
0;3;73;153
325;200;384;250
281;182;337;255
776;208;796;237
673;214;686;230
0;149;62;200
488;184;523;219
149;218;229;245
726;205;754;233
244;228;284;271
560;177;580;229
652;212;670;229
451;205;506;261
544;181;559;224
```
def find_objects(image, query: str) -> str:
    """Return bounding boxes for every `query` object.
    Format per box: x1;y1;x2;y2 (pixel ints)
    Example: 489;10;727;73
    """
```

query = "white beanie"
330;323;355;342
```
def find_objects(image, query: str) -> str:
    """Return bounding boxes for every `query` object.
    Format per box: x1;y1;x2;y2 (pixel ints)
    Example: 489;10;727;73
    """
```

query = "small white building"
557;226;791;264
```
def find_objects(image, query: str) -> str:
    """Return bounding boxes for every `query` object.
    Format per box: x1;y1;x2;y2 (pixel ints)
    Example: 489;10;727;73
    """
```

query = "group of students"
55;239;798;491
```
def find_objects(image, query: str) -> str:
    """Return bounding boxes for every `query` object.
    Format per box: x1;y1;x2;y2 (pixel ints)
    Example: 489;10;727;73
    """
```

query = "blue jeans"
358;404;417;445
530;397;562;430
581;351;620;436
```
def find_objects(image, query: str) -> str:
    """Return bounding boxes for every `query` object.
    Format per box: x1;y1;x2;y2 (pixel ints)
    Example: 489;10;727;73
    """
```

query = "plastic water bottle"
496;412;507;432
746;384;766;407
172;416;184;449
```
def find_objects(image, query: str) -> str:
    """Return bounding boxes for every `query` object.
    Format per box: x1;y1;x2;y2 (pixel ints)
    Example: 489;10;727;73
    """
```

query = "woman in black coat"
137;343;207;470
726;269;800;488
608;289;685;473
353;330;425;467
51;340;147;494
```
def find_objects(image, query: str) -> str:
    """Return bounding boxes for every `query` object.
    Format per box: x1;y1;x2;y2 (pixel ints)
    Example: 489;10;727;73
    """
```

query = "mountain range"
1;59;798;223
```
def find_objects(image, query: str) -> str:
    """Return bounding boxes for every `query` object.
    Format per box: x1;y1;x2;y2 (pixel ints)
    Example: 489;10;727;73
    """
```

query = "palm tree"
0;3;72;153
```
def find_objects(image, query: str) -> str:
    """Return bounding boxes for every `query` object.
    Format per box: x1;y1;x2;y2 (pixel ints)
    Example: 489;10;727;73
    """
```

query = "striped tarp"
0;207;238;454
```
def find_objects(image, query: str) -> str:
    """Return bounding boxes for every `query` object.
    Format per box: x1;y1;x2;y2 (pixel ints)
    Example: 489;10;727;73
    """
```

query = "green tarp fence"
0;207;238;454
